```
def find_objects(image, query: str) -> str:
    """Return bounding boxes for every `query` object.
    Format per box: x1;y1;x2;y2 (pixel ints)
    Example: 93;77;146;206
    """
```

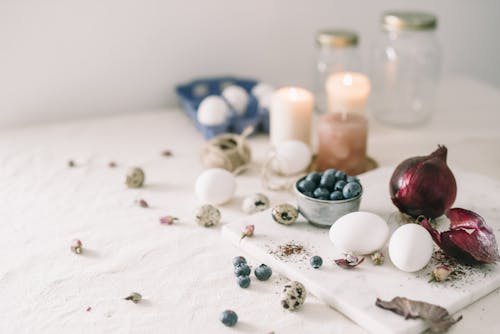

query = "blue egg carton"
175;77;270;139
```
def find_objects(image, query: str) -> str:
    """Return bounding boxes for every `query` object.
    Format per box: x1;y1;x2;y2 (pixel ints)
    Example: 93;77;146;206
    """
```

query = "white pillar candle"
270;87;314;146
326;72;371;114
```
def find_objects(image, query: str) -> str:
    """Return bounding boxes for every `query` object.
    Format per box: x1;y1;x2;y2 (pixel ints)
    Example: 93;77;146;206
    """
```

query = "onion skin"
390;146;457;219
421;208;500;264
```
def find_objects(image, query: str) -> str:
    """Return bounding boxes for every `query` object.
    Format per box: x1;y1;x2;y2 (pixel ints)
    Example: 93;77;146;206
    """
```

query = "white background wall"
1;0;499;126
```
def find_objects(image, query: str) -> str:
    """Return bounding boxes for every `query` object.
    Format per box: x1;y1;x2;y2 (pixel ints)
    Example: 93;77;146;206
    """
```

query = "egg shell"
389;223;434;272
197;96;229;126
272;140;312;176
222;85;249;116
195;168;236;205
329;212;389;255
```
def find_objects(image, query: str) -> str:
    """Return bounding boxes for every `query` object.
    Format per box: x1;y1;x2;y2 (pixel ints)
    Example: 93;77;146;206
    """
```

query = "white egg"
329;212;389;255
195;168;236;205
197;96;229;126
251;83;274;109
389;224;434;272
222;85;249;115
272;140;312;175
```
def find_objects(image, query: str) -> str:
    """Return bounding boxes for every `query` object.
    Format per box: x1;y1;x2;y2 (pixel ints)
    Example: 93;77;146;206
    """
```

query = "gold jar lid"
316;30;358;47
382;11;437;31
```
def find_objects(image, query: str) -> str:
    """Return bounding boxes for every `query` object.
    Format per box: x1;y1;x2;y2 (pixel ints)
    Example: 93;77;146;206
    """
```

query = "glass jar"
315;30;361;114
370;11;441;126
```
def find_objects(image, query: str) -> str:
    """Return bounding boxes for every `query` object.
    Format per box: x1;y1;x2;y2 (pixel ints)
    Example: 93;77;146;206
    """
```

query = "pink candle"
316;112;368;175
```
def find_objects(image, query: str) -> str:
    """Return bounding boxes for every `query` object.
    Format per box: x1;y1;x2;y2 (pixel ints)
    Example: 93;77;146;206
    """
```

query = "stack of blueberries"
297;169;362;201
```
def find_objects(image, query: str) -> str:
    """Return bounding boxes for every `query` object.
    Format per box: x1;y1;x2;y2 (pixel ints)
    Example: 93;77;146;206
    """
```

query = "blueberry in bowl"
294;170;363;228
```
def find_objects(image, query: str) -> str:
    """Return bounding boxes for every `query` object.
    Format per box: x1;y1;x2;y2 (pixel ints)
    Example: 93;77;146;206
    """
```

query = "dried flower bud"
71;239;83;254
371;251;385;265
124;292;142;304
159;215;178;225
108;161;117;168
126;167;145;188
240;224;255;240
68;160;75;167
335;253;364;269
430;265;453;282
138;199;149;208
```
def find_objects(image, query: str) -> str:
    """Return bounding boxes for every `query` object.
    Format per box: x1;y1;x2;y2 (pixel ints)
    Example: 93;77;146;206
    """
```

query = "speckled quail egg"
241;193;270;214
126;167;145;188
281;281;306;311
271;203;299;225
194;204;221;227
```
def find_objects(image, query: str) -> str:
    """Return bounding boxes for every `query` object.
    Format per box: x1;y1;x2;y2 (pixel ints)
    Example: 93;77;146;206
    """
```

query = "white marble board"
222;167;500;334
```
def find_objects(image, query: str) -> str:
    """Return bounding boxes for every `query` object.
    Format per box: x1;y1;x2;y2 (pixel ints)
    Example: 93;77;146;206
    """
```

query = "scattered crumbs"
416;249;494;289
161;150;172;157
86;306;92;312
68;160;75;167
138;199;149;208
108;161;117;168
268;241;310;262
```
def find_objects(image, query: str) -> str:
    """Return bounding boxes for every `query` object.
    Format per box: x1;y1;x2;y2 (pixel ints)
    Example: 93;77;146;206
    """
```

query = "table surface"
0;76;499;334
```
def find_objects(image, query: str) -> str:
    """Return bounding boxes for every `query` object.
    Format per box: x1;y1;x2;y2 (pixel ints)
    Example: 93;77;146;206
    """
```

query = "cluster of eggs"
329;211;434;272
197;83;274;126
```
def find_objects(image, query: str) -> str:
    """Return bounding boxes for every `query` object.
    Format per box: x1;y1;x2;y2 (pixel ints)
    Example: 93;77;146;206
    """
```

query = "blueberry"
234;263;251;277
330;191;344;200
310;256;323;269
335;170;347;180
237;275;250;288
323;169;337;176
319;174;337;190
297;179;316;193
232;256;247;267
302;191;314;198
343;181;362;199
220;310;238;327
334;180;347;192
254;264;272;281
305;172;321;185
313;187;330;200
346;175;359;183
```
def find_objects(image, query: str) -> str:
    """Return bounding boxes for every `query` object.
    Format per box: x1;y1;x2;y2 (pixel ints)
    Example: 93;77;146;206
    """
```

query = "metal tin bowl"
294;177;362;228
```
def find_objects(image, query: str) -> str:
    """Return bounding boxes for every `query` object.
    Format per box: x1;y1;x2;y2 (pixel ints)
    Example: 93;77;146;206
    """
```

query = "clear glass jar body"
370;30;441;126
315;45;361;114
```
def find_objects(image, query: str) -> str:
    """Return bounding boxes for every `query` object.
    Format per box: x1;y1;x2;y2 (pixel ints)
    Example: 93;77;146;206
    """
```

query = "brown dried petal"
375;297;462;333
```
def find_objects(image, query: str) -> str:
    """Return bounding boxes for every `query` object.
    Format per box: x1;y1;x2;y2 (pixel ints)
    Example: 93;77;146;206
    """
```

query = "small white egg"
252;83;274;109
329;212;389;255
197;96;229;126
389;224;434;272
222;85;249;115
195;168;236;205
272;140;312;175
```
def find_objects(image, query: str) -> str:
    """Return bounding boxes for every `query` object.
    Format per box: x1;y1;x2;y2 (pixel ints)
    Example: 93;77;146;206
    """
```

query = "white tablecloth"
0;76;499;333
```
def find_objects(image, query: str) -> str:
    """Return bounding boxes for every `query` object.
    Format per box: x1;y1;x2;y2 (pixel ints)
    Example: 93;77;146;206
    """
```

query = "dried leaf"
375;297;462;333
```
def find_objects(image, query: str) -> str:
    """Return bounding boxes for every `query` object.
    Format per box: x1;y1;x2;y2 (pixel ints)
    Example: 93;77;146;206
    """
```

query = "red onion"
421;208;500;264
390;146;457;219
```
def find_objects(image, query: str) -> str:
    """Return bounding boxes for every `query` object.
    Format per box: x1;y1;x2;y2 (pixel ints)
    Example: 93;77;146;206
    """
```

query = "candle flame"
343;74;353;86
288;88;299;100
